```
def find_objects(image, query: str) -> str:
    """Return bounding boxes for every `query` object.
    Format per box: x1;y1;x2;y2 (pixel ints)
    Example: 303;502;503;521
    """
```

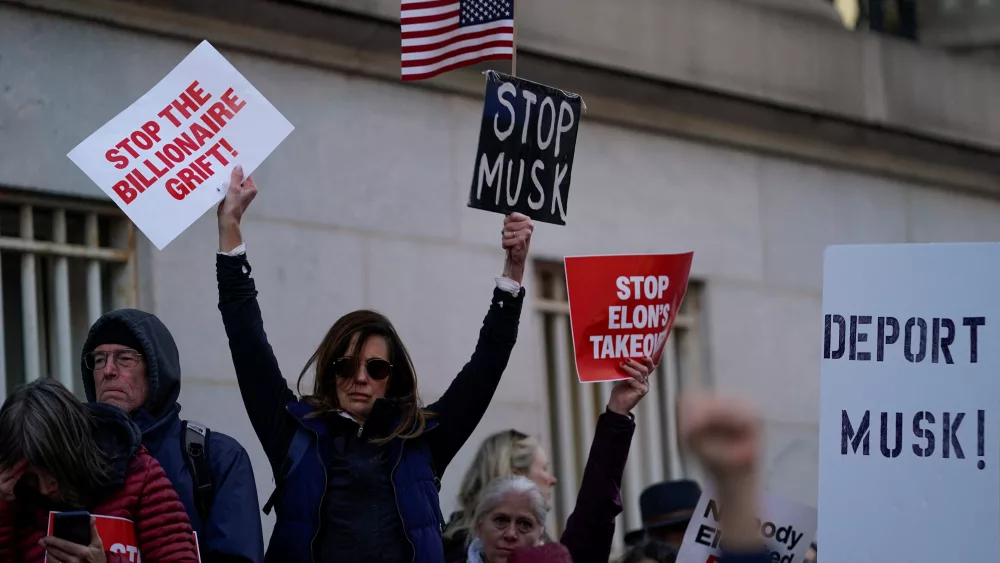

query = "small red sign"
47;513;138;563
46;512;202;562
564;253;694;383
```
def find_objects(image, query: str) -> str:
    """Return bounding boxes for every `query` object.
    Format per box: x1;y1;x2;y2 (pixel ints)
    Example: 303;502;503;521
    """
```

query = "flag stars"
459;0;513;25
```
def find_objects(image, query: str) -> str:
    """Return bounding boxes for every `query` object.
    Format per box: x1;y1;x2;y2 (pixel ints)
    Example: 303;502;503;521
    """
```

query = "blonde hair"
444;429;541;542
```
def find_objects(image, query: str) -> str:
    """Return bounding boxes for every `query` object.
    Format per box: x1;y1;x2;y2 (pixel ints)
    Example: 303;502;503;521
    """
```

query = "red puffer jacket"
0;405;198;563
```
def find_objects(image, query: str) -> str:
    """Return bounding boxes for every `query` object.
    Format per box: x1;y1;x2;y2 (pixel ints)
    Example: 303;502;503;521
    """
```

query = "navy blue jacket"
722;551;771;563
82;309;265;563
217;252;524;563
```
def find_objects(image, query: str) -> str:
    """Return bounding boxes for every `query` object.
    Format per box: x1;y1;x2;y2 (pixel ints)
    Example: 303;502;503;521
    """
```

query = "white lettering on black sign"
467;71;582;225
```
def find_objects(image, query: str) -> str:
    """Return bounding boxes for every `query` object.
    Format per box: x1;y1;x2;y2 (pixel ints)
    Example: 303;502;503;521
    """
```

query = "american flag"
401;0;515;81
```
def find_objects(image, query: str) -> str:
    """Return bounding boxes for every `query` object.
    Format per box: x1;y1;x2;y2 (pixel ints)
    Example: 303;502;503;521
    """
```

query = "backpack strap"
181;420;214;523
263;428;312;515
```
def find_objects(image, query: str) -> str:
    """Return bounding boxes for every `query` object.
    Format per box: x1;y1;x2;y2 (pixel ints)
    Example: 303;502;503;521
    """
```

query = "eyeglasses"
489;514;537;535
331;357;392;381
84;349;143;370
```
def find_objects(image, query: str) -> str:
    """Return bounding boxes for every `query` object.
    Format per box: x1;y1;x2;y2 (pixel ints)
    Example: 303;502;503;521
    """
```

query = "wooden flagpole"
511;0;517;76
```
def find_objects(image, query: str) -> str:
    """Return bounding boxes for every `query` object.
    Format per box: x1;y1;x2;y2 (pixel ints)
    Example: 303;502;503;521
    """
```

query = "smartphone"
52;511;91;546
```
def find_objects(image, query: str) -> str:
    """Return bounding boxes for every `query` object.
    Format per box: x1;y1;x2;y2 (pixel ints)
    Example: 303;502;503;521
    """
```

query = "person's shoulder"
124;446;166;488
206;430;255;469
129;445;155;469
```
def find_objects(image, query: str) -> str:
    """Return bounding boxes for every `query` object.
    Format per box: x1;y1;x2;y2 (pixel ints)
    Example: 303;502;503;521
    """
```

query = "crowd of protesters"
0;167;794;563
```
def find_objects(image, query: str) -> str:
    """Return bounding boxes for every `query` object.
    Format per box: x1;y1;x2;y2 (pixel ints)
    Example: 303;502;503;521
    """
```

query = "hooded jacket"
0;403;199;562
81;309;264;563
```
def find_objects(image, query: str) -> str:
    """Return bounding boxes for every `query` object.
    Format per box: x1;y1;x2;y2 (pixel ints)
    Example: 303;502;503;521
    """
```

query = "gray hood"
80;309;181;420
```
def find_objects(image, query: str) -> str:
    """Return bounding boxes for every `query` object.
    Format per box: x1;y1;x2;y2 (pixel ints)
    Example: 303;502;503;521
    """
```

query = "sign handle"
507;0;516;267
511;0;518;77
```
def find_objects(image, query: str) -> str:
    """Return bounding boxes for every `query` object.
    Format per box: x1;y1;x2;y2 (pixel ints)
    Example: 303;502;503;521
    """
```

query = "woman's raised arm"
217;166;297;472
426;213;534;474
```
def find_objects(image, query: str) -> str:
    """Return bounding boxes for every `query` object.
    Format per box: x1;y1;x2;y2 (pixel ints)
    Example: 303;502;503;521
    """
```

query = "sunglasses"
331;357;392;381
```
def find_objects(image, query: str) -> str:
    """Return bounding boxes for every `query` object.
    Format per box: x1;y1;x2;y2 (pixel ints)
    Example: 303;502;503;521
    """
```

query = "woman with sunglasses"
215;167;534;563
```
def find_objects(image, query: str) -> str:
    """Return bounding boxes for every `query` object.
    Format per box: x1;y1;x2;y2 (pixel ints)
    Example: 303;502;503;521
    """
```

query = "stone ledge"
4;0;1000;199
295;0;1000;152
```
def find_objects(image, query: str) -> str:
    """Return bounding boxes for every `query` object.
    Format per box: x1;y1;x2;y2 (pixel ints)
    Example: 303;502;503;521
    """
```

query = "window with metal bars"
0;189;137;401
534;261;706;551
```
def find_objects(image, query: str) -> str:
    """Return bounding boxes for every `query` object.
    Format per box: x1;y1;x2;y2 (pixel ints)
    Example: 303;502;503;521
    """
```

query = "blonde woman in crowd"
444;357;656;563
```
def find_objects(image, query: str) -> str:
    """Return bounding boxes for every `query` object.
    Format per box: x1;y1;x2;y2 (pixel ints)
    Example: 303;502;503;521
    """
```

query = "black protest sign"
468;72;582;225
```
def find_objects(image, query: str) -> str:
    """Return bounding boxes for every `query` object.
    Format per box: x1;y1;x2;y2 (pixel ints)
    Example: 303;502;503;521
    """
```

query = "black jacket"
217;251;525;562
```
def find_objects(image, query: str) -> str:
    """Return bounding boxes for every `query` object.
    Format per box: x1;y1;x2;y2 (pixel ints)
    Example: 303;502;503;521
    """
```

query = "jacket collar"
466;538;485;563
286;398;438;438
132;403;182;454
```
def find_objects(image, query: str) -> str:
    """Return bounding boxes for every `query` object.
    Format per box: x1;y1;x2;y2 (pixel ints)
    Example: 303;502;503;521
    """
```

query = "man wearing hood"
81;309;264;563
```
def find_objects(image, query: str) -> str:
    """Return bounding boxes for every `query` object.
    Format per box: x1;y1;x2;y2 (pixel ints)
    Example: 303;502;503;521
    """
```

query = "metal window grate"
535;261;706;553
0;190;137;400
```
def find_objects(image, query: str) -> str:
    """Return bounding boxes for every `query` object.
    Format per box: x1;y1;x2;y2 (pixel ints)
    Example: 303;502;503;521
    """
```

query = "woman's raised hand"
607;356;654;416
217;165;258;252
501;213;534;285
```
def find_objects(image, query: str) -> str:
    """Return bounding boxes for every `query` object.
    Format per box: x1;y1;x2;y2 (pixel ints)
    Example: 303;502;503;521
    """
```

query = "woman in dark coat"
215;166;534;563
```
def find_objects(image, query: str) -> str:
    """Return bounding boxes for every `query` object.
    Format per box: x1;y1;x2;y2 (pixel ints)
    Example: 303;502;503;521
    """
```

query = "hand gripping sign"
68;40;294;250
675;489;817;563
564;253;693;383
468;71;583;225
46;512;202;562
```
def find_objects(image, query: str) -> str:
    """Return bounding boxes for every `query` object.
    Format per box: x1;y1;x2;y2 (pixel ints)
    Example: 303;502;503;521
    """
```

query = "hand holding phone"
42;511;107;563
52;511;92;546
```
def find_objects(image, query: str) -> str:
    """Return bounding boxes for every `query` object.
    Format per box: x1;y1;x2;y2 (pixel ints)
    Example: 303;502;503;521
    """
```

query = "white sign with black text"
819;243;1000;563
675;488;816;563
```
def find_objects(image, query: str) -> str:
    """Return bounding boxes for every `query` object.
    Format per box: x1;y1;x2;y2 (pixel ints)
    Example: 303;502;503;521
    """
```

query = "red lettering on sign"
186;80;212;107
140;120;162;143
115;138;140;159
205;102;236;129
189;123;214;146
165;177;188;201
106;149;129;170
198;111;221;135
112;180;137;205
204;142;230;167
221;88;246;114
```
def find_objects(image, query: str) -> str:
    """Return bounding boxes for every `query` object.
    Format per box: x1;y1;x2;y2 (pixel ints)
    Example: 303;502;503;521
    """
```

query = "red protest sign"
565;253;694;383
47;513;138;562
46;512;202;562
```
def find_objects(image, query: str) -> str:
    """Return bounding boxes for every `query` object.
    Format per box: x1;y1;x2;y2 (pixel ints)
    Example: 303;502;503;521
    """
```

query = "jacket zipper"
307;425;325;563
392;423;441;563
300;414;440;563
390;445;417;563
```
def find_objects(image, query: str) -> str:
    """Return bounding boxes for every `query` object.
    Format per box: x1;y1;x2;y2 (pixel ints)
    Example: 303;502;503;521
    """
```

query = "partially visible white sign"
819;243;1000;562
68;40;294;249
676;488;816;563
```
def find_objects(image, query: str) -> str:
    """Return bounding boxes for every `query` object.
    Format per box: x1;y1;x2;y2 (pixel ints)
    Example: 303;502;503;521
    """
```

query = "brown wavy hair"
296;310;433;444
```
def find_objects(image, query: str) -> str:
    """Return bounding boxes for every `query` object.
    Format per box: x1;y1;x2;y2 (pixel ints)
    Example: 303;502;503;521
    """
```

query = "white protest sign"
68;40;294;249
676;489;816;563
819;244;1000;563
